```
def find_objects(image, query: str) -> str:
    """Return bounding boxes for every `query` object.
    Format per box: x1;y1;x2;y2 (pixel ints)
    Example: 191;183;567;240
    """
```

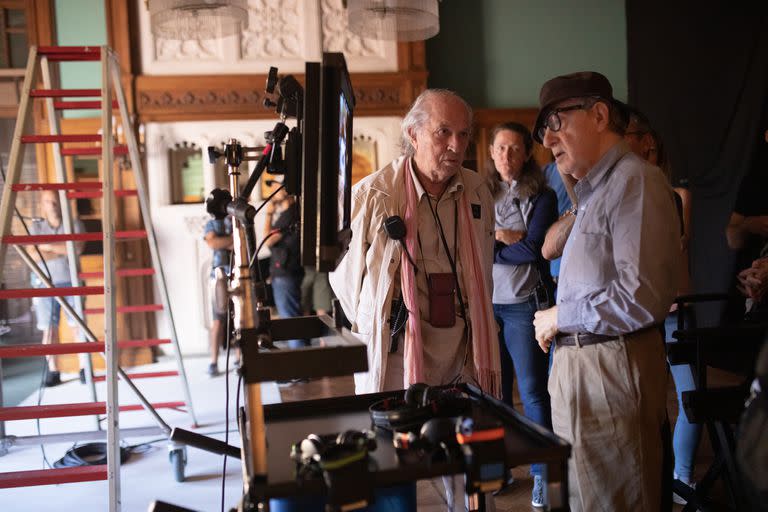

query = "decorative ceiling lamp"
346;0;440;42
148;0;249;40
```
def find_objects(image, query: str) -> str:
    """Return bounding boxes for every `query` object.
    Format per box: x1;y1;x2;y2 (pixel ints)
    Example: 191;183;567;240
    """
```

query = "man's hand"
495;229;525;245
737;257;768;302
533;305;558;353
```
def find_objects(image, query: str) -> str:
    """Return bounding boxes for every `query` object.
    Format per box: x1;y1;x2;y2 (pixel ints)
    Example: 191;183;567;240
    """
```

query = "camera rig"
166;63;367;509
204;68;303;347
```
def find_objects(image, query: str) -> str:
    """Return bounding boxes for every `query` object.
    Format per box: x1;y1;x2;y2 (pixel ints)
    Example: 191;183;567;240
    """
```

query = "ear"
640;133;658;162
407;127;419;150
592;101;611;132
488;143;494;156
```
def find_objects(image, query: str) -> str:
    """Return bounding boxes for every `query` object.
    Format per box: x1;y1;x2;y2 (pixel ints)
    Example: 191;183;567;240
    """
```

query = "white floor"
1;354;281;511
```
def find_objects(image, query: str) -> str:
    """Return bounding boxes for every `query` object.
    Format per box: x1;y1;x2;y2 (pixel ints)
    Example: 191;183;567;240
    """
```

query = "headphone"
369;382;471;431
392;416;459;452
290;429;377;475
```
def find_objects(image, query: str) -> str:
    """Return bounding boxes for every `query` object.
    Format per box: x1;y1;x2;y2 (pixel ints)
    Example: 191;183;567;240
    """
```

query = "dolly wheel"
169;446;187;482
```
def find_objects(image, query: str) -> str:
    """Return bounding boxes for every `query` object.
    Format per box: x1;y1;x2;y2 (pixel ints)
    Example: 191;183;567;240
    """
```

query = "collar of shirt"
574;141;631;207
498;180;519;195
407;157;465;201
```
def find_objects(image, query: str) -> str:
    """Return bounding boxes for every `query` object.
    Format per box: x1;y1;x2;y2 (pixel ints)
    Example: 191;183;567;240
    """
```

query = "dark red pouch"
428;272;456;328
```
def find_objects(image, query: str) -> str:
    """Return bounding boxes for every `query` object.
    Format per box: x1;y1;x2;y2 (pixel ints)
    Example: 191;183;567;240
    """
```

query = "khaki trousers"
549;329;667;512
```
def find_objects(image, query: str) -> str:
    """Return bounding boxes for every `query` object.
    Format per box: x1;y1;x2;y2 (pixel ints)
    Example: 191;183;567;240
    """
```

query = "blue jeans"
272;275;308;349
494;298;552;476
665;312;702;481
30;279;79;331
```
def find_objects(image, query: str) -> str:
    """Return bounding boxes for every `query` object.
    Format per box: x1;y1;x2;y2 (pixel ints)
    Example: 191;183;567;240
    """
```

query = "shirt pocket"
570;207;611;285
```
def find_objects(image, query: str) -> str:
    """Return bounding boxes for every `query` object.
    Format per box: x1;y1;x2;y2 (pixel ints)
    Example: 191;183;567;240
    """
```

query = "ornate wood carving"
136;67;427;121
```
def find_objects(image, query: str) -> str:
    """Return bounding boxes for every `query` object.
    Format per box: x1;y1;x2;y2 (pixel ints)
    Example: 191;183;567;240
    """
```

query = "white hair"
399;89;473;157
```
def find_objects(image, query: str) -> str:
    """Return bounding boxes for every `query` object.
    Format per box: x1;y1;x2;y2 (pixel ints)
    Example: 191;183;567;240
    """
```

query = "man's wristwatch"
568;205;578;217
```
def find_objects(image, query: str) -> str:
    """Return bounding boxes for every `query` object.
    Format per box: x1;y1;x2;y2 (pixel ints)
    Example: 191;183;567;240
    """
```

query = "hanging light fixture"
346;0;440;42
148;0;249;40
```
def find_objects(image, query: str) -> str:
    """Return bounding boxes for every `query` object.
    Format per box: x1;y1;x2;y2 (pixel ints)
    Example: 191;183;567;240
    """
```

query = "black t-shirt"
269;204;303;278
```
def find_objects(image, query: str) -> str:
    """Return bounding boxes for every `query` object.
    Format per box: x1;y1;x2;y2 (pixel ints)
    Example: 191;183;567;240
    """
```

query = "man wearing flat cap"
532;71;680;511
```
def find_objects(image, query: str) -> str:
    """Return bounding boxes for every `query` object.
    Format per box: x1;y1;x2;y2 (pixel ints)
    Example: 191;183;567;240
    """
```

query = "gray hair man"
329;89;500;396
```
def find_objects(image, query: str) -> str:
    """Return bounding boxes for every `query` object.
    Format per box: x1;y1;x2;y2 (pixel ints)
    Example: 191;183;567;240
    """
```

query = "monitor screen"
337;92;352;233
300;52;355;272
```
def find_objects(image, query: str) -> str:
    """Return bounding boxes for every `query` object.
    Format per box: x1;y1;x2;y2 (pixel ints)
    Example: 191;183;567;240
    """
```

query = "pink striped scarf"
400;159;501;397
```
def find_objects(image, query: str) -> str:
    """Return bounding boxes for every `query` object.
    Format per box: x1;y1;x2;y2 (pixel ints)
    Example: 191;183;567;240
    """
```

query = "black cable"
53;441;132;467
247;184;287;276
220;252;234;512
248;229;281;273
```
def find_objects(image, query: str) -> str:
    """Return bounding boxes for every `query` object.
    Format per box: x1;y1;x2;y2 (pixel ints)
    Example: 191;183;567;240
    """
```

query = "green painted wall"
54;0;107;118
426;0;627;108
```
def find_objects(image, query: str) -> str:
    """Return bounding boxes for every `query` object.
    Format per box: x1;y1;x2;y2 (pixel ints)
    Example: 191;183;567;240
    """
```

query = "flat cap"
533;71;615;143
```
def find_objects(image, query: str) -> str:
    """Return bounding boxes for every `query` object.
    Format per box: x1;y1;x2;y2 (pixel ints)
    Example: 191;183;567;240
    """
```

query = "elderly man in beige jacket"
329;89;500;397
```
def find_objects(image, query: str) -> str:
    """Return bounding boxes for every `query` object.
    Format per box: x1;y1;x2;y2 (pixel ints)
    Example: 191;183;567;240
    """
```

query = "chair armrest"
681;384;749;424
672;323;768;341
674;292;730;306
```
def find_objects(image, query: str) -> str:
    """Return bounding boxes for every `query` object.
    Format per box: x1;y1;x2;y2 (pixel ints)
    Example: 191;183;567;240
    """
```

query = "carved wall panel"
135;72;424;121
137;0;396;75
319;0;397;72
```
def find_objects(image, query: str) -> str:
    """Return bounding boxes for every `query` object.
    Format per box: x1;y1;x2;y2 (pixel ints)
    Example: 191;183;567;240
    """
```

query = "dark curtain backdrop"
626;2;768;318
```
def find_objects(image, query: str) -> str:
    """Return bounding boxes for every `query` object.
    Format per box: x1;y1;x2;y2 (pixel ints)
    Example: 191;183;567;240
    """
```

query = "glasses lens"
547;111;560;132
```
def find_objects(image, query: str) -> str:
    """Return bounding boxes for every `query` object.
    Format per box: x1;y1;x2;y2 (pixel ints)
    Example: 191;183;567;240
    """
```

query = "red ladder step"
61;146;129;157
0;466;107;489
13;182;104;191
68;188;137;199
0;401;186;421
93;370;179;382
2;230;147;244
0;339;171;358
85;304;163;314
21;134;101;144
11;182;136;196
37;46;101;56
0;286;103;299
54;100;119;109
30;89;101;98
37;46;101;62
80;268;155;279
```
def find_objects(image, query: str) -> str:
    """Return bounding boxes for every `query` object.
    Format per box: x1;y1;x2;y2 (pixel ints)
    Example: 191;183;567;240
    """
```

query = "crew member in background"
488;121;557;508
263;187;305;349
204;214;233;377
30;190;85;387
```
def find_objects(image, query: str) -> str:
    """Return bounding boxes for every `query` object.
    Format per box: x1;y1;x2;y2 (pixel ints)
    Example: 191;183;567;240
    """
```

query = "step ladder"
0;46;197;511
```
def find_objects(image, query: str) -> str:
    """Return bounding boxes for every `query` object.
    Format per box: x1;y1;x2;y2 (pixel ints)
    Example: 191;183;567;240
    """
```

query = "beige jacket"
329;156;495;394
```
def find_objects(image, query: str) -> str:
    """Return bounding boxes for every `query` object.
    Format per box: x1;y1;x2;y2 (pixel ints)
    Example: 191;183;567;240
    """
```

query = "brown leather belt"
555;325;661;347
554;332;619;347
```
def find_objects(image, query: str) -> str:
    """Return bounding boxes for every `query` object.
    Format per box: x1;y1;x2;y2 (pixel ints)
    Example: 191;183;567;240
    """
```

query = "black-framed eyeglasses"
537;103;589;140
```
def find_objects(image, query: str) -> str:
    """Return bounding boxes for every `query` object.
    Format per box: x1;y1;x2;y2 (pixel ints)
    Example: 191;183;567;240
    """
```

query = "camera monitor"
301;52;355;272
